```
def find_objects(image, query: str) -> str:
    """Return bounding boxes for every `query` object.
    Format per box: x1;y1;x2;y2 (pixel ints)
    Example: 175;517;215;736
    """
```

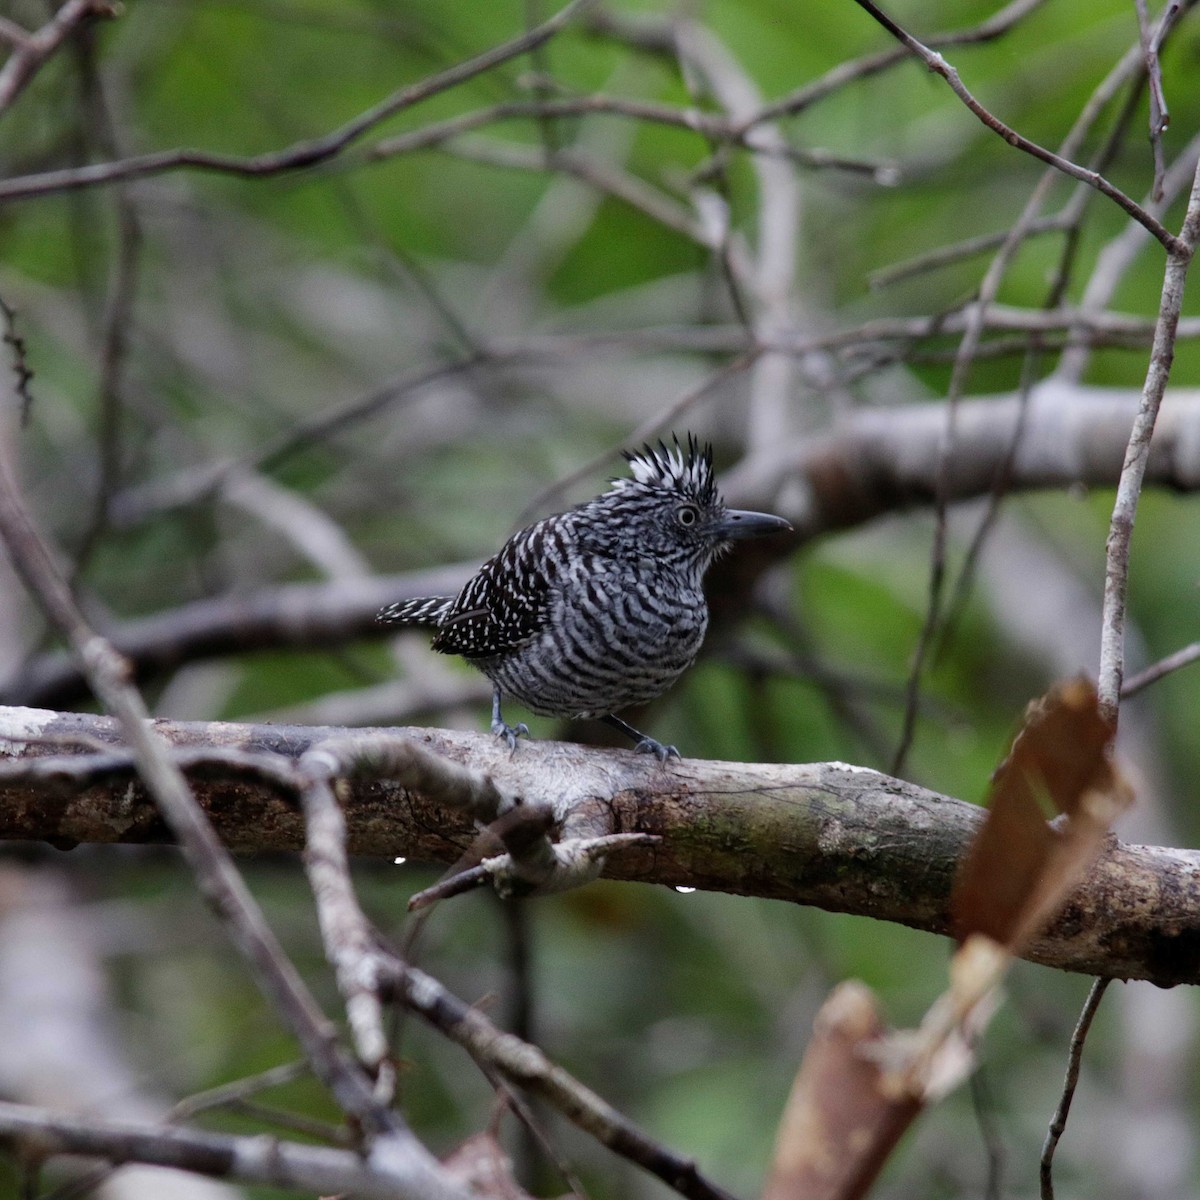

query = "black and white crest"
616;434;717;506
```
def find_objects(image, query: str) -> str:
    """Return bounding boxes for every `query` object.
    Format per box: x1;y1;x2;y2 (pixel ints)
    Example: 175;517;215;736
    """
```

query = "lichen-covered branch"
1;705;1196;987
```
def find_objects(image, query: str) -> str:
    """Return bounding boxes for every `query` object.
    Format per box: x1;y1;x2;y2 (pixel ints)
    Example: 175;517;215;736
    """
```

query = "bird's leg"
491;687;529;751
601;714;679;763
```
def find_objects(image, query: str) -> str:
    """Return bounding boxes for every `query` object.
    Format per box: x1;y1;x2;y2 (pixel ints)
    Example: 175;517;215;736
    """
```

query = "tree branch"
848;0;1188;254
2;706;1197;987
0;0;593;203
1098;158;1200;720
0;0;115;115
0;1100;457;1200
10;384;1200;709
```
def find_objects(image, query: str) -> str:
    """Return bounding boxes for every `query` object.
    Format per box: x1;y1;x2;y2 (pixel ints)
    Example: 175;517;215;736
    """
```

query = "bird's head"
578;434;791;569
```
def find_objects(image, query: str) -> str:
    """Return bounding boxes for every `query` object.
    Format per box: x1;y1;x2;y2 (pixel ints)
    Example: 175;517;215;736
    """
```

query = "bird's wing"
431;520;558;658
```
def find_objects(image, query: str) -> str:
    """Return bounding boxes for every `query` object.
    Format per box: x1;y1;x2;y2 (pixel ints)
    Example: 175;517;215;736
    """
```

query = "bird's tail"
377;596;454;627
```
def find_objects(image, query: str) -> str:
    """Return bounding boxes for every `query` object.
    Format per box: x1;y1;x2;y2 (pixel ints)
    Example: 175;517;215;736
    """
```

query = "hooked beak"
712;509;793;540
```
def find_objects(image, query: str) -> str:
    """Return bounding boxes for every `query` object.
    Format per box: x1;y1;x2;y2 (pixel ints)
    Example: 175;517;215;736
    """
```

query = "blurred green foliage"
2;0;1200;1196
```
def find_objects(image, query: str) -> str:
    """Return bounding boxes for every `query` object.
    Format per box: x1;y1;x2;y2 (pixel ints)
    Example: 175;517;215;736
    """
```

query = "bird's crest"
616;434;717;505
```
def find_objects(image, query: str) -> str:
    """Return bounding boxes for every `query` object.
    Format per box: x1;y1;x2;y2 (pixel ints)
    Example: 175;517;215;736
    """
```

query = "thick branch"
9;384;1200;710
0;565;472;708
1;706;1197;987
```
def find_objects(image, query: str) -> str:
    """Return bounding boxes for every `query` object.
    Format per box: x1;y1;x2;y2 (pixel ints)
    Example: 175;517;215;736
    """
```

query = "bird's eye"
676;503;699;527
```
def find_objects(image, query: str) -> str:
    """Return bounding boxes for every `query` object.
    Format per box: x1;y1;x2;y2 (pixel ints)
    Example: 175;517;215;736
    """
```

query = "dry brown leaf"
951;676;1132;948
762;981;920;1200
788;680;1134;1200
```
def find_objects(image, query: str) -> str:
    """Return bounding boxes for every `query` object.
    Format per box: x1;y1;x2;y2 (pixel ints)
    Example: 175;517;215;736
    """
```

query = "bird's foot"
633;736;680;763
600;714;680;763
490;687;528;753
492;718;529;753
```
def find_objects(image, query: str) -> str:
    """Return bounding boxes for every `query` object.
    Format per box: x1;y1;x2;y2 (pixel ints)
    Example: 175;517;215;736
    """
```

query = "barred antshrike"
378;435;791;760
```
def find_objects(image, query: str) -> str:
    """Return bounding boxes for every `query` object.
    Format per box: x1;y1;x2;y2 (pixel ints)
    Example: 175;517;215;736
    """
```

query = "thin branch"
284;730;734;1200
1120;640;1200;697
0;0;115;115
108;351;518;528
0;564;476;708
848;0;1187;254
0;320;470;1196
0;0;593;204
442;135;709;245
1098;158;1200;721
590;0;1050;133
0;1101;453;1200
869;213;1071;289
1135;0;1171;202
385;959;740;1200
741;0;1050;127
1054;129;1200;384
295;765;393;1099
1039;978;1112;1200
888;9;1180;775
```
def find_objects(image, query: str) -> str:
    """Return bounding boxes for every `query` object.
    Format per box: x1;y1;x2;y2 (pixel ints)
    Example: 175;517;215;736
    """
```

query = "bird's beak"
713;509;793;540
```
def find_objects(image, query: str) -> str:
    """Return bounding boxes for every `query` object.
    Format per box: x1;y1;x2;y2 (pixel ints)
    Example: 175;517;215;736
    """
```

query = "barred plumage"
377;434;791;759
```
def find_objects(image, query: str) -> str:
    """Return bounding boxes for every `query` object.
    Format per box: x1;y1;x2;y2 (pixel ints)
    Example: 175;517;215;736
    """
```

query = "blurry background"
1;0;1199;1196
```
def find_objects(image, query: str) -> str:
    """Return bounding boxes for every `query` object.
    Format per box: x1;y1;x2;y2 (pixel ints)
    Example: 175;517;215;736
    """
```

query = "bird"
377;434;792;760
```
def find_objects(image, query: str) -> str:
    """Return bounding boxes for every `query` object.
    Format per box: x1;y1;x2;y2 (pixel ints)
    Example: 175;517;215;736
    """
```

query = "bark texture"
1;705;1197;986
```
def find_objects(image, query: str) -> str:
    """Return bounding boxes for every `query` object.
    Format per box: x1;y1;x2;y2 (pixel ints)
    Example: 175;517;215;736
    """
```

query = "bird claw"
634;736;680;763
492;720;529;752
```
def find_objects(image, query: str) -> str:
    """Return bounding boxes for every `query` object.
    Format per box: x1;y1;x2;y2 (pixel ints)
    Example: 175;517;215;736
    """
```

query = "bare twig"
1121;640;1200;697
931;73;1148;673
296;758;394;1099
739;0;1049;128
1054;130;1200;384
384;959;740;1200
888;9;1183;775
0;1100;452;1200
286;737;737;1200
1040;978;1112;1200
108;351;522;527
443;135;709;244
849;0;1186;254
1098;158;1200;721
0;0;593;204
869;213;1070;289
72;166;143;575
1135;0;1171;202
0;0;115;115
0;564;476;708
0;321;469;1196
169;1062;311;1122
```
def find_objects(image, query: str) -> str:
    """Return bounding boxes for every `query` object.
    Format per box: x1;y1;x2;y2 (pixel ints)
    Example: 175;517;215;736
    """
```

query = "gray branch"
1;705;1197;987
8;383;1200;711
0;1100;461;1200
